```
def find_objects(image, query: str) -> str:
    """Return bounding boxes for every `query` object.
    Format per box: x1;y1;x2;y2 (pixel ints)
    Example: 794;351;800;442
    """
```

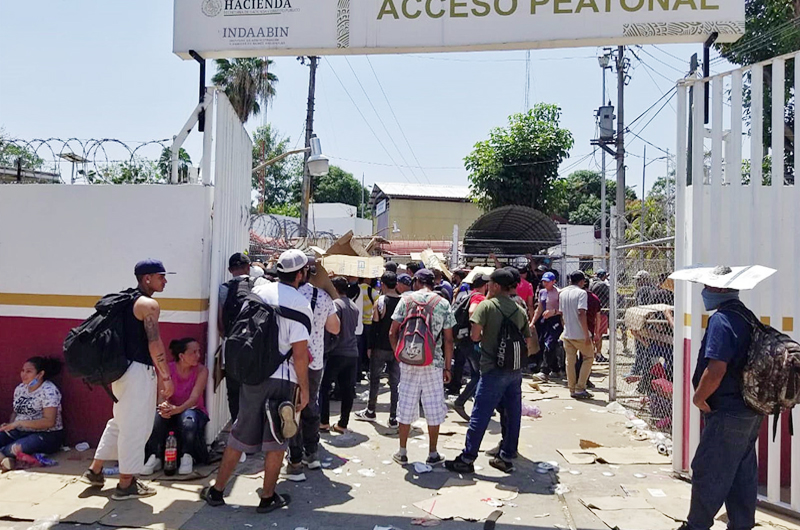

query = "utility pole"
299;56;318;235
687;54;698;186
600;52;609;269
641;145;647;244
615;46;626;248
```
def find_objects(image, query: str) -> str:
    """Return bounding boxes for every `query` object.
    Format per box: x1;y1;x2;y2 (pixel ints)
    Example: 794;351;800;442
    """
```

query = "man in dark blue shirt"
681;283;762;530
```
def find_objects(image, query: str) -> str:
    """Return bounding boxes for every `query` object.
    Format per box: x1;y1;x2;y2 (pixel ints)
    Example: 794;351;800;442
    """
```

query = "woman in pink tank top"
143;338;209;475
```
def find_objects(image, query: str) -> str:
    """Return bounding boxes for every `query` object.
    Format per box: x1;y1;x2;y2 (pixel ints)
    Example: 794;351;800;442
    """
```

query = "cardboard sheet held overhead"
322;255;385;279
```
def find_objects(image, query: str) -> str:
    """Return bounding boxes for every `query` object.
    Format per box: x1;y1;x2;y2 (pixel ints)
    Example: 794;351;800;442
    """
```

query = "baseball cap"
542;272;556;282
397;273;413;287
134;259;175;276
228;252;251;268
490;268;515;288
569;270;587;284
277;249;309;273
596;269;608;278
414;268;435;283
471;273;491;289
634;270;650;280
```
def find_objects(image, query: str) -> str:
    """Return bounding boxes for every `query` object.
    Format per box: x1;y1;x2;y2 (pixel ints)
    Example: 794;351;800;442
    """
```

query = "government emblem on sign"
202;0;223;17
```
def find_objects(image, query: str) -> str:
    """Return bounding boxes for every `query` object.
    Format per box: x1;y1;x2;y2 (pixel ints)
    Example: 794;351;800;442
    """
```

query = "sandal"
332;424;350;434
319;424;331;433
256;492;291;513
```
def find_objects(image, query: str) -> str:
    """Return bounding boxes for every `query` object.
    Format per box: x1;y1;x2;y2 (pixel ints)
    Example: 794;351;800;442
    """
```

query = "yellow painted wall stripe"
0;293;209;312
783;317;794;332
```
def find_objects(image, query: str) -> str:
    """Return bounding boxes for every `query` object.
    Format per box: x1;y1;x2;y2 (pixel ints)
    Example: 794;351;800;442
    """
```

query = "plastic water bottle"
164;431;178;476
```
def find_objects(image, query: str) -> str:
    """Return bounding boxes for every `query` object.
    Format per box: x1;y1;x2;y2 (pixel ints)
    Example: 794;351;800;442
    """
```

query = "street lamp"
306;134;329;177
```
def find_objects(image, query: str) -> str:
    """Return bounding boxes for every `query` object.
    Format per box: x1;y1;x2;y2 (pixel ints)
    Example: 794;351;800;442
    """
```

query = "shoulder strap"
273;305;312;334
719;301;763;331
311;287;318;312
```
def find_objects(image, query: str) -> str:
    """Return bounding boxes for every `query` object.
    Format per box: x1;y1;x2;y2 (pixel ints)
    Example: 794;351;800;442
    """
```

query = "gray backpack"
725;303;800;438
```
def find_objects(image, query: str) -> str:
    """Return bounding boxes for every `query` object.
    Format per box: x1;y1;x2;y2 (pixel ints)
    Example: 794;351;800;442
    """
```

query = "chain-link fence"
610;241;675;434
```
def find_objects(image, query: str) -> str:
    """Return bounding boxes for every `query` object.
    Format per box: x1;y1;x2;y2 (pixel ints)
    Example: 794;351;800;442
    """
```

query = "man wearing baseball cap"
396;273;413;294
204;249;313;513
82;259;175;500
530;271;564;381
452;273;491;421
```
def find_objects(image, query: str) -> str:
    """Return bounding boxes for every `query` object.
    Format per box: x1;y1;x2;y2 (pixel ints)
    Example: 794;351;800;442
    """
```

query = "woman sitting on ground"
0;357;64;471
143;338;209;475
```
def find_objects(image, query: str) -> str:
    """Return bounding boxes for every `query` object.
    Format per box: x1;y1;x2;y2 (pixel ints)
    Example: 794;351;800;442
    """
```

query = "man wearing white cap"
672;265;771;530
203;249;313;514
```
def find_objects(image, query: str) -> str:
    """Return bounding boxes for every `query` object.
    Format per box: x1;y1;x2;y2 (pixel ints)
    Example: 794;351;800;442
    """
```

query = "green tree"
465;104;574;212
252;125;299;213
549;170;637;225
625;175;675;248
716;0;800;183
0;135;44;170
212;58;278;123
157;147;192;183
289;165;369;213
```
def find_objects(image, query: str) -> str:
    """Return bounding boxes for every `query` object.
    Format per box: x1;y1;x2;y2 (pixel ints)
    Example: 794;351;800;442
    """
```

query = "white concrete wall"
549;224;602;275
0;184;211;322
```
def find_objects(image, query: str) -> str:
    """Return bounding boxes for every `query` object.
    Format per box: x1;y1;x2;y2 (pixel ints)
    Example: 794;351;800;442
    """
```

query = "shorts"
396;364;447;426
595;313;609;337
229;378;296;453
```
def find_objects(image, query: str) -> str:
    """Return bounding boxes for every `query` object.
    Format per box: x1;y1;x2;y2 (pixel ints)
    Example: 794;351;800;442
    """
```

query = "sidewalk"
1;366;798;530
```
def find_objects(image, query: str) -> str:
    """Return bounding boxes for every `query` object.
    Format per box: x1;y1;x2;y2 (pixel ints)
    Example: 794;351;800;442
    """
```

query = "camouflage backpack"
725;303;800;438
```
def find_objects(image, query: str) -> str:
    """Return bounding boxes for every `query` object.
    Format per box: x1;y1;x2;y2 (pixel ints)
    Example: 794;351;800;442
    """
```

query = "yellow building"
370;182;481;242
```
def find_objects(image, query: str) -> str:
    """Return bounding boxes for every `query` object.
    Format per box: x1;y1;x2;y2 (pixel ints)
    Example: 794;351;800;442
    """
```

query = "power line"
343;57;425;184
364;56;432;184
324;58;418;184
710;16;800;65
637;46;686;74
650;45;686;64
626;86;677;131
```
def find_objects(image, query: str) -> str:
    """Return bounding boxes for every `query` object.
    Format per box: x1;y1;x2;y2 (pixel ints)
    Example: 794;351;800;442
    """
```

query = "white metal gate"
170;88;254;443
673;51;800;514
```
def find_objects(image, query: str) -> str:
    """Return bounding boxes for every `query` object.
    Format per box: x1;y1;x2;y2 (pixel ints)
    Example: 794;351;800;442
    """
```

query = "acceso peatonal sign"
174;0;745;59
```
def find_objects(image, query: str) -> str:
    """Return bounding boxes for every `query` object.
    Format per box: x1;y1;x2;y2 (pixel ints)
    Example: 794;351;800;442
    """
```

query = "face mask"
29;377;39;388
701;288;739;311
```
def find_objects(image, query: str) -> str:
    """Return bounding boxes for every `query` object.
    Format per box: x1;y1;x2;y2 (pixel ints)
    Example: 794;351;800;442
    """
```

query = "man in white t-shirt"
204;249;313;514
283;275;340;481
559;270;594;400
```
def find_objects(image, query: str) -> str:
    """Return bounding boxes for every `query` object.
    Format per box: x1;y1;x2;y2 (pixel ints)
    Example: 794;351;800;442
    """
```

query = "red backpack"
395;295;441;366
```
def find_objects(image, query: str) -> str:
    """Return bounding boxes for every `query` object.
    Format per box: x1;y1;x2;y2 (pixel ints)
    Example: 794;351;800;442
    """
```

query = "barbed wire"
0;137;179;184
249;213;339;258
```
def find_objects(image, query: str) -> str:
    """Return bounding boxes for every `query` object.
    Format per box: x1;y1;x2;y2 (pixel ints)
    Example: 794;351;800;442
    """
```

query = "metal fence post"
609;230;618;402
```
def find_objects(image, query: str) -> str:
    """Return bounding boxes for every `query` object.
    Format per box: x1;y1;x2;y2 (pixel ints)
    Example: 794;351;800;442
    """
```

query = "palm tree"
211;58;277;123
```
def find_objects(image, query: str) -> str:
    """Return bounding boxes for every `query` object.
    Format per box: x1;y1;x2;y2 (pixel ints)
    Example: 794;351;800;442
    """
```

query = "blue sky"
0;1;735;198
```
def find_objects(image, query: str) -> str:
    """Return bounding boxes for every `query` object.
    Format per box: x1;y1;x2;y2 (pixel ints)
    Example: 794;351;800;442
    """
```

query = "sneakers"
202;485;226;507
302;453;321;470
387;417;399;429
355;409;377;422
81;469;105;487
142;455;162;476
281;462;306;482
489;456;515;473
531;372;549;382
0;457;15;472
452;403;470;422
426;453;446;467
392;451;409;465
112;478;157;500
586;380;596;389
178;454;193;475
571;391;594;400
278;401;299;440
444;455;474;474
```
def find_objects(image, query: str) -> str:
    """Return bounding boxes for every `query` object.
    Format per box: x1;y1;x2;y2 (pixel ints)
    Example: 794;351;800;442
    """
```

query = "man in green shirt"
445;269;534;474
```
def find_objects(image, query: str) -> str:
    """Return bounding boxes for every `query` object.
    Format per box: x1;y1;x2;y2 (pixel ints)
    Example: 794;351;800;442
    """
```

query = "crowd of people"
0;251;770;530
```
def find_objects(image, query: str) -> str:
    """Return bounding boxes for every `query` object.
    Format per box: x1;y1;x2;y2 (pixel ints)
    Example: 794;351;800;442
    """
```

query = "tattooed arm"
135;297;174;399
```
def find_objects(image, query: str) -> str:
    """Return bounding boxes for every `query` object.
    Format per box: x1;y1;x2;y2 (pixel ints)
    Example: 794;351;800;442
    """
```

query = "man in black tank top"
82;259;174;501
355;271;402;429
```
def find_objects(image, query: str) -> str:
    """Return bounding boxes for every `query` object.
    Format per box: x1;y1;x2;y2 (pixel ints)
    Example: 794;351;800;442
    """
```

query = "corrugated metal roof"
372;182;471;201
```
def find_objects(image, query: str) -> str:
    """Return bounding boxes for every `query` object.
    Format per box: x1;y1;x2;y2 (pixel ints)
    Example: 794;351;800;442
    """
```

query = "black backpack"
63;288;139;401
224;291;312;385
452;291;476;342
494;300;527;371
221;277;256;337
